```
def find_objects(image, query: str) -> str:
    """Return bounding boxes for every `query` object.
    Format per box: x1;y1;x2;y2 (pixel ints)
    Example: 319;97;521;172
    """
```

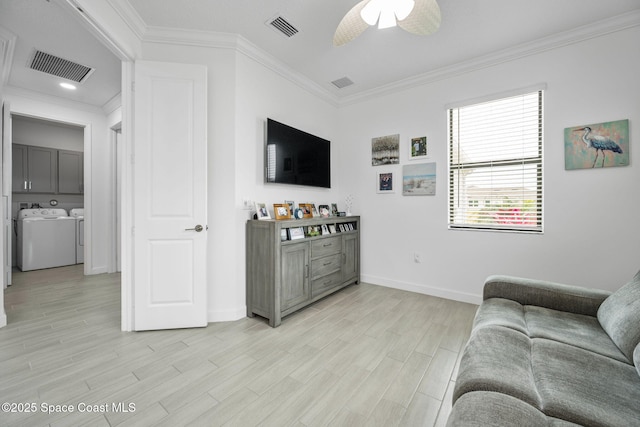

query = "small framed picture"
329;224;337;234
289;227;305;240
376;171;394;193
311;204;320;217
318;205;331;218
274;203;291;220
339;224;346;232
285;200;295;215
348;223;354;231
331;203;339;216
321;224;330;235
255;202;271;220
410;136;428;160
280;229;288;241
299;203;314;218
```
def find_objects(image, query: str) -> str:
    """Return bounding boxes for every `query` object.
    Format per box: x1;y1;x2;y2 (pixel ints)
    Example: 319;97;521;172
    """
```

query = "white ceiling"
2;0;640;108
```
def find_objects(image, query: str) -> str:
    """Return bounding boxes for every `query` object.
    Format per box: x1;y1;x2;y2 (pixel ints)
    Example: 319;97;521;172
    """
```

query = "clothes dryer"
17;208;76;271
70;208;84;264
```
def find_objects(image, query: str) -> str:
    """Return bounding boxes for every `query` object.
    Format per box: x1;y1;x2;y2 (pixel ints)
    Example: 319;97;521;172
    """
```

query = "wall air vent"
331;77;354;89
29;50;94;83
267;15;299;38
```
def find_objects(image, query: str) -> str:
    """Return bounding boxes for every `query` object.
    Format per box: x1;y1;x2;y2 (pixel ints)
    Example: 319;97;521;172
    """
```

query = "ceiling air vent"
331;77;354;89
267;15;299;38
29;50;94;83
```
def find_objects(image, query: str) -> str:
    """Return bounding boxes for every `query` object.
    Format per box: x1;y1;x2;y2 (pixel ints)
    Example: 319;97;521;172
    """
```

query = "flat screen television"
265;118;331;188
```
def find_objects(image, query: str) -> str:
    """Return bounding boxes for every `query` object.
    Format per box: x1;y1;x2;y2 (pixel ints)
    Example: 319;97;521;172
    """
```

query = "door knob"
185;224;204;232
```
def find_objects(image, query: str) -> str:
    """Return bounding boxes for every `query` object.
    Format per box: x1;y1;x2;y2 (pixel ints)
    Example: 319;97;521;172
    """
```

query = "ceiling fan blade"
398;0;441;36
333;0;371;47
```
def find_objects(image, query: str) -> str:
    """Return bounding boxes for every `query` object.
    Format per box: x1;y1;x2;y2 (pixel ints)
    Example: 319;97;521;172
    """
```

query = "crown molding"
103;92;122;116
338;9;640;106
105;4;640;108
142;26;340;107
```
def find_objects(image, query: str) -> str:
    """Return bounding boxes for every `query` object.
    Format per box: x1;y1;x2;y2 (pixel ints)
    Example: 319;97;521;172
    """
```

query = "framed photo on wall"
410;136;428;160
376;171;394;193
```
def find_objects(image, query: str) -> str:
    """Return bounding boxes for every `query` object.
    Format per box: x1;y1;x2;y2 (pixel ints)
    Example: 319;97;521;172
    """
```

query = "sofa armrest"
483;275;611;317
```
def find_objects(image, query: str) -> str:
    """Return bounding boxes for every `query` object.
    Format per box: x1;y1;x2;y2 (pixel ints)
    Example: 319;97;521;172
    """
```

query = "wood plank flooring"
2;265;477;427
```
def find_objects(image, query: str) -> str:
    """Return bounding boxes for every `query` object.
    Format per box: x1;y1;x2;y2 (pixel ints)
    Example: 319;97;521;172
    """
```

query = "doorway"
10;115;86;278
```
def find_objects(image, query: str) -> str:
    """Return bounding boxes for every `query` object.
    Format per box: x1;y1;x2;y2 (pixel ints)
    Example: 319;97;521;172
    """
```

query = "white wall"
233;50;340;317
5;89;114;275
140;39;341;321
336;26;640;303
12;115;84;151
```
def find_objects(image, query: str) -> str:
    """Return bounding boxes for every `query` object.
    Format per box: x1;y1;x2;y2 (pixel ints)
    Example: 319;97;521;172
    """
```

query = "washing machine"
17;208;76;271
70;208;84;264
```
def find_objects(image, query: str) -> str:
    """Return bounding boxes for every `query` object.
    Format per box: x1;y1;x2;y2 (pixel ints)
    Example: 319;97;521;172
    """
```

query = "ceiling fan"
333;0;441;46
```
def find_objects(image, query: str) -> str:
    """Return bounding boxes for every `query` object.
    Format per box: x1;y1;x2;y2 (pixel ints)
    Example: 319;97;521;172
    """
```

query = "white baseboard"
208;306;246;323
360;274;482;305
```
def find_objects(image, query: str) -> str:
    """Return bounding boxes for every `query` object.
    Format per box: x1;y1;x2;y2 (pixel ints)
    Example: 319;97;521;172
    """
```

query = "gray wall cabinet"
58;150;84;194
246;216;360;327
12;144;83;194
12;144;58;193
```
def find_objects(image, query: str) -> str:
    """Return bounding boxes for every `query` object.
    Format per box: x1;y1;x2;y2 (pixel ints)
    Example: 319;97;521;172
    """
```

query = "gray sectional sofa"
448;271;640;427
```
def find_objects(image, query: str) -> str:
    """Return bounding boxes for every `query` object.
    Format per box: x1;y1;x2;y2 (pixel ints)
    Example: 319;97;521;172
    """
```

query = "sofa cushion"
453;326;542;410
446;391;581;427
525;305;628;363
473;298;628;363
597;270;640;361
532;338;640;427
473;298;527;334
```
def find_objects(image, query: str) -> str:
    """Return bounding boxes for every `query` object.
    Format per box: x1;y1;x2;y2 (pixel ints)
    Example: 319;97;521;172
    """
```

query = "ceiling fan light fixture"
360;0;415;28
378;8;397;29
394;0;415;21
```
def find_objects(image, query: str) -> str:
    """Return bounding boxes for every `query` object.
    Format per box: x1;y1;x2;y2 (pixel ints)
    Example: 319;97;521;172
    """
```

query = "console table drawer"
311;253;341;279
312;270;343;297
311;236;341;258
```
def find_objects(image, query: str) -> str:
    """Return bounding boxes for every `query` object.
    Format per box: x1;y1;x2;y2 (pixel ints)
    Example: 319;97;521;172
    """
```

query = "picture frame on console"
289;227;305;240
299;203;314;218
274;204;291;220
318;205;331;218
255;202;271;220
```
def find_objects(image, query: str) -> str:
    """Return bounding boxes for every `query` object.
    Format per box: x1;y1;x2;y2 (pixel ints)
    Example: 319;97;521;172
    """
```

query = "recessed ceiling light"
60;82;76;90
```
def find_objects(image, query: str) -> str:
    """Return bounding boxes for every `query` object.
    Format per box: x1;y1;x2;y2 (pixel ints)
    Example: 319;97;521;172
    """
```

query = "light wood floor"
2;265;477;427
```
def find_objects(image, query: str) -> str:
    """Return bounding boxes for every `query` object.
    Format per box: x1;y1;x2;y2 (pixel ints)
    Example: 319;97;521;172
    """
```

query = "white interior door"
133;60;208;331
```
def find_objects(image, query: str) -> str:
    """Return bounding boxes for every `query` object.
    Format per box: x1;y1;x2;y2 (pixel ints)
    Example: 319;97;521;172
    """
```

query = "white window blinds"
448;90;543;232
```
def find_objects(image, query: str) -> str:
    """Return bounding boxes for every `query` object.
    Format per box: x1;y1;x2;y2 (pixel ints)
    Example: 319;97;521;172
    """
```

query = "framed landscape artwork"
403;162;436;196
372;134;400;166
564;119;629;170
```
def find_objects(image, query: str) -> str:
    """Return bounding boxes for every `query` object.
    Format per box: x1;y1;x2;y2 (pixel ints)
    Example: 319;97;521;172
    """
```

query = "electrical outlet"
414;252;422;263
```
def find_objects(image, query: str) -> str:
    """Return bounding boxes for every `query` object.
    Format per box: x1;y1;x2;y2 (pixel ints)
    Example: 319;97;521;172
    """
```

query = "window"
448;90;543;232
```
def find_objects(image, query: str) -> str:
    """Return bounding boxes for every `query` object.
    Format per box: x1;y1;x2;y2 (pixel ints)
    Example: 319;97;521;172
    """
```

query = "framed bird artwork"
564;119;629;170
